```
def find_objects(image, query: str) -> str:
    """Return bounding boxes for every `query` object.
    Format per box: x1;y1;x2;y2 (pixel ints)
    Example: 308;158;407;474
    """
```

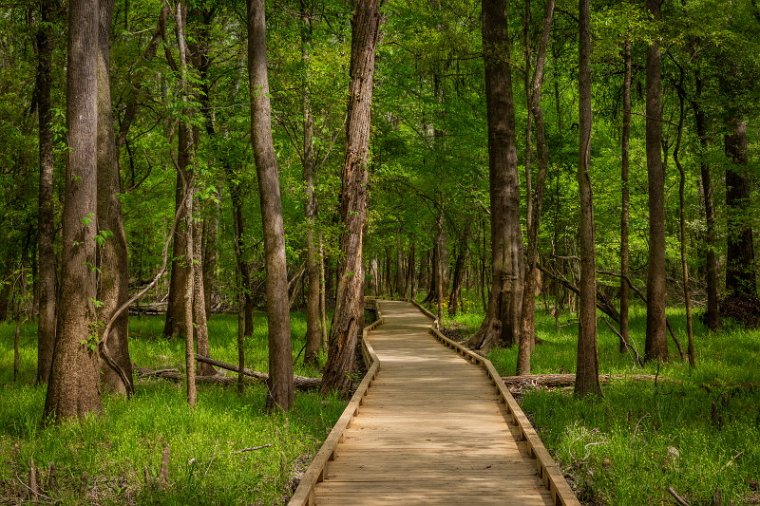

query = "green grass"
0;313;345;505
438;301;760;505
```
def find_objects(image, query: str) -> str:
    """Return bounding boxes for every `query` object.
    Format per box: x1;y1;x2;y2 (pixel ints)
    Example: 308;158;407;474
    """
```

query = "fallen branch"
501;373;680;392
234;444;272;454
667;486;690;506
538;264;620;322
194;355;321;390
601;317;643;367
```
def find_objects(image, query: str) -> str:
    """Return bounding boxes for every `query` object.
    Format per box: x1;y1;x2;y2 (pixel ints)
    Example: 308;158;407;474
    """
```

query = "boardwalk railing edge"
288;302;384;506
409;299;581;506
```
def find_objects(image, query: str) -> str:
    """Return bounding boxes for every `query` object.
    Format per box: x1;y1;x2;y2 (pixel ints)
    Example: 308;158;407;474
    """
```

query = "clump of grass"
0;314;344;505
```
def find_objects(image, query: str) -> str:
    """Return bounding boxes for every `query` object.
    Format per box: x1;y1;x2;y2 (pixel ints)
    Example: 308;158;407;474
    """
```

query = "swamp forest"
0;0;759;504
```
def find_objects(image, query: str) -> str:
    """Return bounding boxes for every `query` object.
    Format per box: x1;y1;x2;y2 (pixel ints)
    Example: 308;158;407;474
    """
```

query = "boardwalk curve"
290;300;579;505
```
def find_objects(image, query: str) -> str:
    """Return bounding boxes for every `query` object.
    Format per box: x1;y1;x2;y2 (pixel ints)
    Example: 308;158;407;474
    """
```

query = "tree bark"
36;0;57;385
448;224;470;316
692;72;720;330
574;0;601;396
619;38;632;353
723;118;757;301
320;0;382;396
193;207;215;376
248;0;294;410
44;0;103;421
96;0;133;396
644;0;668;362
674;73;695;368
469;0;523;353
175;1;196;408
517;0;555;375
301;0;322;367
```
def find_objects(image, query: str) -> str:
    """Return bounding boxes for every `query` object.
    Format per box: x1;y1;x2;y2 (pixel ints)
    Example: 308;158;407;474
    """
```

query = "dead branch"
195;355;321;390
500;373;679;393
667;486;690;506
234;444;272;454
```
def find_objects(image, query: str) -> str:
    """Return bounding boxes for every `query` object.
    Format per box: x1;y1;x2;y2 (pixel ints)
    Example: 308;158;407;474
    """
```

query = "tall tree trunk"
406;242;416;300
574;0;601;397
164;155;190;340
36;0;57;385
44;0;102;421
723;118;757;305
644;0;668;362
321;0;382;396
517;0;555;375
674;74;695;368
619;38;632;353
435;207;444;322
202;199;219;317
523;0;533;236
693;72;719;330
175;1;196;408
469;0;523;353
302;0;321;367
248;0;294;410
96;0;133;395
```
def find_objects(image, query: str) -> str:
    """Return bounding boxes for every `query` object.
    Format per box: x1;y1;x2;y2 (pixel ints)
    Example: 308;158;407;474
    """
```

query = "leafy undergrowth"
442;302;760;506
0;313;345;505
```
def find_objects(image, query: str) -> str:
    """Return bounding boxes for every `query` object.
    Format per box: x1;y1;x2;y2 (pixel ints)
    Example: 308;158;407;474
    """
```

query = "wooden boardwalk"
290;300;578;505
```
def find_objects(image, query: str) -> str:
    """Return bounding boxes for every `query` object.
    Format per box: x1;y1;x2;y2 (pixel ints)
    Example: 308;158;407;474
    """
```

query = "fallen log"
136;361;321;391
501;373;677;392
194;355;322;390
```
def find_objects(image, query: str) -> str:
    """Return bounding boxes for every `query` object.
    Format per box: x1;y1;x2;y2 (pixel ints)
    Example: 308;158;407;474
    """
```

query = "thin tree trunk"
44;0;102;421
96;0;133;396
36;0;57;385
523;0;533;236
692;72;719;330
193;209;215;376
574;0;601;396
644;0;668;362
175;1;196;408
202;199;219;318
470;0;523;353
674;73;695;368
406;242;416;300
436;207;444;322
164;155;190;340
448;225;470;316
319;236;328;348
619;38;632;353
248;0;294;410
302;0;321;367
517;0;555;375
321;0;382;396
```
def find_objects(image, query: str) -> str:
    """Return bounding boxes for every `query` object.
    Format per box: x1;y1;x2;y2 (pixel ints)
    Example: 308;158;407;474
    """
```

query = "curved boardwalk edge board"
290;300;580;505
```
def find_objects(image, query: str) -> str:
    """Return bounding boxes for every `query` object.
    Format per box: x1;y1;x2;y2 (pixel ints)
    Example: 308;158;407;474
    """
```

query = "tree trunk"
36;0;57;385
302;0;321;367
96;0;133;395
674;73;695;368
321;0;382;396
517;0;555;375
44;0;102;421
448;224;470;316
574;0;601;397
468;0;523;353
175;1;196;408
406;242;416;300
435;208;444;322
164;151;191;340
644;0;668;362
619;38;632;353
693;72;719;330
248;0;294;410
724;119;756;297
193;209;215;376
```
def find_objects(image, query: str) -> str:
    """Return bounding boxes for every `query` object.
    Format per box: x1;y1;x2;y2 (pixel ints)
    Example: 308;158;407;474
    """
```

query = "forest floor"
440;300;760;506
0;312;345;505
